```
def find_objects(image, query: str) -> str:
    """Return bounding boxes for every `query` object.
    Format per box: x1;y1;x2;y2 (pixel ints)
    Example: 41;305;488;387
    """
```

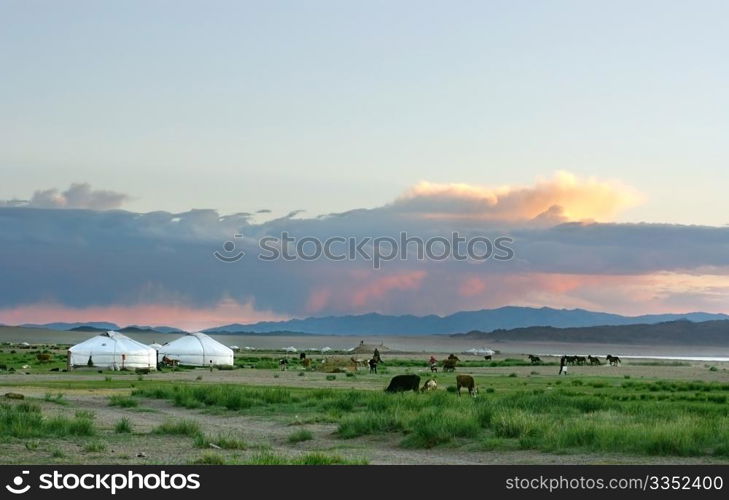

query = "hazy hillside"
454;319;729;345
204;307;729;335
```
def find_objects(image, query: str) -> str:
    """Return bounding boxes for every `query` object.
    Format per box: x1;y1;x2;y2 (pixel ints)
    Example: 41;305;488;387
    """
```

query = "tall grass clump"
114;417;132;433
288;429;313;443
153;419;201;436
0;403;95;438
108;395;139;408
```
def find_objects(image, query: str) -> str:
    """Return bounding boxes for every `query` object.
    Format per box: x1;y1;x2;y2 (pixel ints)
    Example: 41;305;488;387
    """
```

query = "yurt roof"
69;331;154;354
158;332;233;355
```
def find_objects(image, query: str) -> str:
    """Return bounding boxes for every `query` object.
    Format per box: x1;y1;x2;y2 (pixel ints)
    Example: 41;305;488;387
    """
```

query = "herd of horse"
528;354;622;366
271;350;627;398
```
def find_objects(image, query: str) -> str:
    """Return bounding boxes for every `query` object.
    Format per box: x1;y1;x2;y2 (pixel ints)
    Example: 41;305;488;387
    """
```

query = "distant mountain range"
13;307;729;337
202;307;729;335
21;322;185;334
455;319;729;346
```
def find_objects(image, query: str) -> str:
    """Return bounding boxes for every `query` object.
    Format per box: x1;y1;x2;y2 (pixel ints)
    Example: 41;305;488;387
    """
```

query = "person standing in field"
559;355;568;375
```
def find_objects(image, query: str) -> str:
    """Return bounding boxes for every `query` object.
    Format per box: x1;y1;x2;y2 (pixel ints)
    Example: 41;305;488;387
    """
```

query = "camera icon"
6;471;30;494
213;234;245;263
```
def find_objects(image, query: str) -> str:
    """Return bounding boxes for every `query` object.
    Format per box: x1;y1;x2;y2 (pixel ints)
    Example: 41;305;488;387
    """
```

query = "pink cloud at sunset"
394;171;642;222
0;298;286;332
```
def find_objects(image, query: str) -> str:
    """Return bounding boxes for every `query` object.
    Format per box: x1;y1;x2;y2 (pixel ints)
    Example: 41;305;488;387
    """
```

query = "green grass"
114;417;132;434
287;429;313;443
43;392;68;405
241;452;367;465
0;403;95;438
108;395;139;408
153;419;201;436
133;376;729;458
83;441;107;452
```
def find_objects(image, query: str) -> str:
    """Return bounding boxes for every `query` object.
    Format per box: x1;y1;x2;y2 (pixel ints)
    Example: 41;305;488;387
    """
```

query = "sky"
1;1;728;329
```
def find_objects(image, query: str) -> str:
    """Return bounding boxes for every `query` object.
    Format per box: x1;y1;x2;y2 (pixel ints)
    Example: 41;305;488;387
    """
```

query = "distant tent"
463;347;495;356
68;331;157;370
229;345;240;352
283;346;298;353
157;332;234;367
320;347;332;352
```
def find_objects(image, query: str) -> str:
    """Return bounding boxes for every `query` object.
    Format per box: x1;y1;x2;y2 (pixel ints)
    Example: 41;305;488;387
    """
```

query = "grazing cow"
385;374;421;393
279;358;289;371
299;352;306;360
301;358;312;369
455;375;477;397
368;358;379;374
528;355;541;365
575;356;587;366
588;355;601;366
421;378;438;392
483;355;492;361
36;353;52;363
442;359;458;372
606;355;621;366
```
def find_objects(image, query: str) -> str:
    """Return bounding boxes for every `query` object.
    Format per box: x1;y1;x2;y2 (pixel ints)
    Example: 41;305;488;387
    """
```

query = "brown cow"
455;375;477;397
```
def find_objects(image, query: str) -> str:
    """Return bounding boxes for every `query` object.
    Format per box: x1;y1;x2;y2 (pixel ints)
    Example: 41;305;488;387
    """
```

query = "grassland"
0;345;728;465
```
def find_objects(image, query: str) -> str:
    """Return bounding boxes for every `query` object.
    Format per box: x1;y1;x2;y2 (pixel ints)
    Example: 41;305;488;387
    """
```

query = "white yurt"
157;332;234;367
68;331;157;370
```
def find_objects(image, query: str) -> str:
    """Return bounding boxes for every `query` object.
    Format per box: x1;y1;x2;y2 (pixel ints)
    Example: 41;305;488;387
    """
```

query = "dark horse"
606;354;621;366
528;355;542;365
588;355;601;366
442;359;458;372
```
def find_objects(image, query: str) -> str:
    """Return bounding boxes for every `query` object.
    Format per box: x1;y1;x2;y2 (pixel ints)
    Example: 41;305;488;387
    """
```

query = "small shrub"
115;417;132;433
84;441;106;452
508;373;517;378
108;395;138;408
153;419;201;436
51;448;65;458
326;375;336;381
288;429;313;443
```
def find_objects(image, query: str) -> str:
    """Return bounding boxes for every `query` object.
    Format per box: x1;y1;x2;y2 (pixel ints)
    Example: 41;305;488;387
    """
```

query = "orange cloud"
394;171;642;223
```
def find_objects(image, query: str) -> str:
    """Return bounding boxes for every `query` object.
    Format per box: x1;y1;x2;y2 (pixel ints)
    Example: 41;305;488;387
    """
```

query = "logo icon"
213;234;245;263
6;471;30;494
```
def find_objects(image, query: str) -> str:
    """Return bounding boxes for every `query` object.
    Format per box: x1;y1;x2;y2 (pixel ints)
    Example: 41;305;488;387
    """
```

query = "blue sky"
1;1;729;328
1;0;728;224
